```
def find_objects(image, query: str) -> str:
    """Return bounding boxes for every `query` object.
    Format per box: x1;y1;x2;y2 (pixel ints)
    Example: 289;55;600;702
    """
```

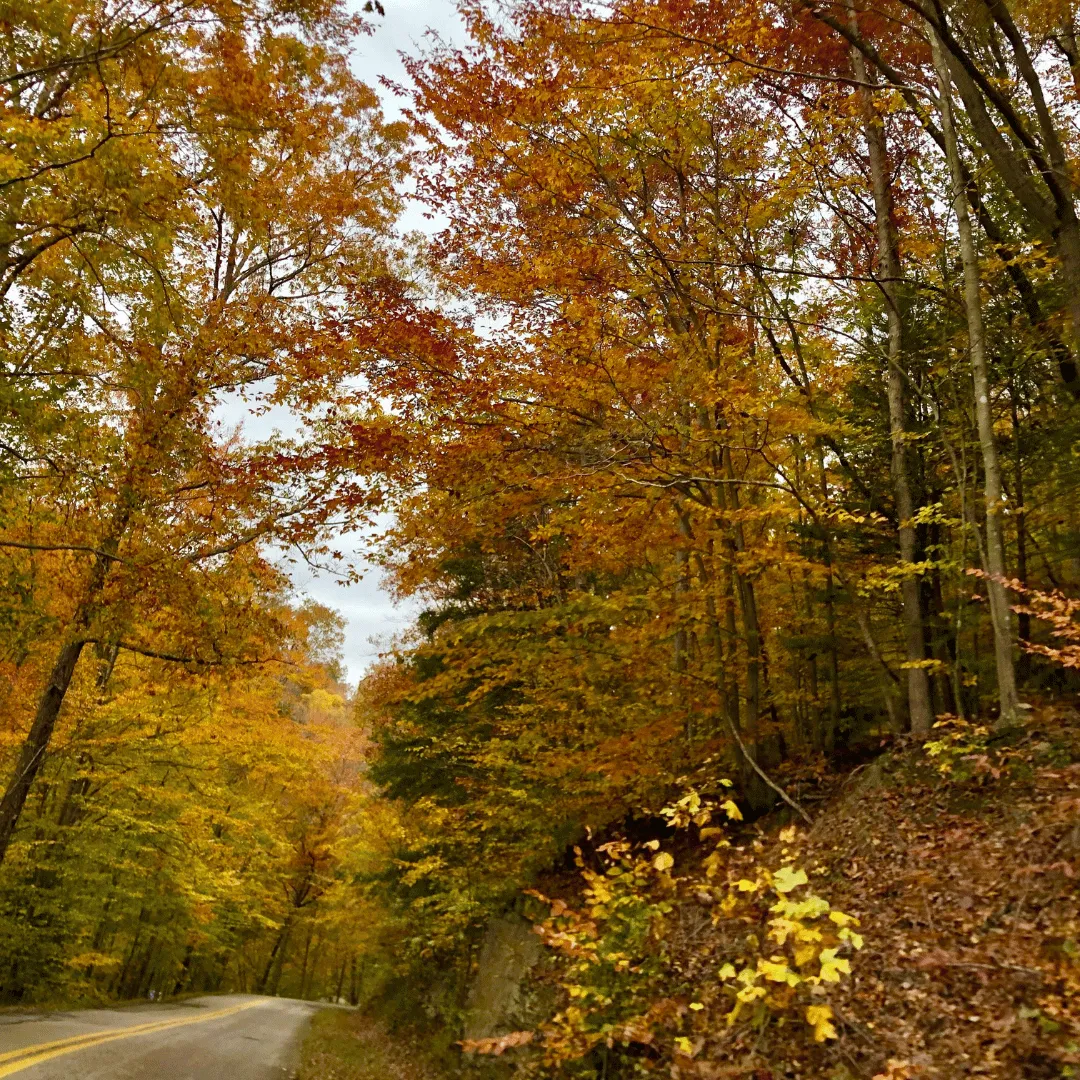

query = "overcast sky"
219;0;466;684
356;0;465;118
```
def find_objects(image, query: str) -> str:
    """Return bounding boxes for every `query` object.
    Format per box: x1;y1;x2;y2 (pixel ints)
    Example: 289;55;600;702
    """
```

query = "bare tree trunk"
260;916;293;997
0;488;136;865
817;450;841;750
173;945;195;996
297;921;314;1000
0;352;205;866
348;955;359;1006
848;6;933;733
1009;384;1031;675
303;935;324;1001
723;450;763;736
931;31;1020;727
674;508;692;739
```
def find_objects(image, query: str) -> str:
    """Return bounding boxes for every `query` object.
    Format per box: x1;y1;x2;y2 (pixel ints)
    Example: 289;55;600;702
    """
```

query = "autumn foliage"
2;0;1080;1075
0;0;403;1003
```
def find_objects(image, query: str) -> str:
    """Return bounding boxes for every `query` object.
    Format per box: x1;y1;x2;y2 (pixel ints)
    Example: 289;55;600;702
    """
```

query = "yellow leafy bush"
520;790;863;1074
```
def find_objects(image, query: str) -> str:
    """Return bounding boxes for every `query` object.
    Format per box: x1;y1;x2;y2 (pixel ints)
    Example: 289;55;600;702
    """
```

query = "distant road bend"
0;994;318;1079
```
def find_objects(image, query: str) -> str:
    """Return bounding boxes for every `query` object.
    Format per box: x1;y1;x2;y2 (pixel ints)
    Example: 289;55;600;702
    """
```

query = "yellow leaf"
818;947;851;983
758;957;800;986
806;1004;837;1041
839;927;865;949
653;851;674;872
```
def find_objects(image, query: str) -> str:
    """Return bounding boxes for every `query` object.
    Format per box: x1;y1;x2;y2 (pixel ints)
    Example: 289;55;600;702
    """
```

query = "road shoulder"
296;1009;449;1080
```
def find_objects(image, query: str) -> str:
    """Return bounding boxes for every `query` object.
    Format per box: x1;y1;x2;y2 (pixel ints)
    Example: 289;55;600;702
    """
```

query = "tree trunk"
674;508;692;739
0;503;130;866
1010;384;1031;675
931;32;1020;726
1053;214;1080;382
848;6;933;733
0;354;201;866
818;450;841;750
348;955;359;1007
303;936;324;1001
718;450;781;809
722;450;763;736
334;957;347;1003
0;639;87;863
297;922;314;1000
260;916;293;997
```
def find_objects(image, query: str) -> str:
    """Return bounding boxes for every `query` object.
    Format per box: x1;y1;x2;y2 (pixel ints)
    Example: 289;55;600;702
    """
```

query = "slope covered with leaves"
347;707;1080;1080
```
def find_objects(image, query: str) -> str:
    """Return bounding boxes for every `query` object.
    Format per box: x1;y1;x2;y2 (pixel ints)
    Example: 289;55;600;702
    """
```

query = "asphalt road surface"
0;994;320;1079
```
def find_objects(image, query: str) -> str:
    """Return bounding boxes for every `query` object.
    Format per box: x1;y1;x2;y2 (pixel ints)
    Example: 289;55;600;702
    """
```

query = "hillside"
313;705;1079;1080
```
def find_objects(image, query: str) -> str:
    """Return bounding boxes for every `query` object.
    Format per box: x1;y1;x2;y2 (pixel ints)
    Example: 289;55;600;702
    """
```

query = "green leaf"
818;947;851;983
771;866;809;894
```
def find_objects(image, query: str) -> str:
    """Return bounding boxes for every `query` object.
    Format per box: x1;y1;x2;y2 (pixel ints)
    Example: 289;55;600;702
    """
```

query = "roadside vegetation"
296;1008;448;1080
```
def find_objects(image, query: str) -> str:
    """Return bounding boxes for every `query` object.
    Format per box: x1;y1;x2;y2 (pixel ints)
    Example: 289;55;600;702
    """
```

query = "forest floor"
634;699;1080;1078
770;701;1080;1079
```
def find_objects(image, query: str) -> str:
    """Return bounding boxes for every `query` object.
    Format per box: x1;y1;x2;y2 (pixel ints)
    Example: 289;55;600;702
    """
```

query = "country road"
0;994;320;1079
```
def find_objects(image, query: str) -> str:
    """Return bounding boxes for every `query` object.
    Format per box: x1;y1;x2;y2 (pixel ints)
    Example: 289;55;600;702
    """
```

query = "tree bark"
0;517;127;866
931;31;1020;726
817;450;842;750
259;916;293;996
0;355;200;866
0;638;87;863
1009;383;1031;669
334;957;347;1003
848;5;933;733
722;449;764;737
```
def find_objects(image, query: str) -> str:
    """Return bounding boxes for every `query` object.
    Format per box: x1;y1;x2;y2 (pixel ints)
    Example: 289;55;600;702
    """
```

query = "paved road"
0;994;319;1079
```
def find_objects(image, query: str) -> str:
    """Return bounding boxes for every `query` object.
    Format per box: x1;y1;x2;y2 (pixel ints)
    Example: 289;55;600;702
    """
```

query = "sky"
355;0;465;121
220;0;466;684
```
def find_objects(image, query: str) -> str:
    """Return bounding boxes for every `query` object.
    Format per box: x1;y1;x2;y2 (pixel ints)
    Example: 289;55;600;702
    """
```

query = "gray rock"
462;914;544;1042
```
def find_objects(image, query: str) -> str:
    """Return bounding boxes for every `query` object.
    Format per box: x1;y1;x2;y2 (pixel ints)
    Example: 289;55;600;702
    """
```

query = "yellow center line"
0;1000;266;1077
0;1008;242;1065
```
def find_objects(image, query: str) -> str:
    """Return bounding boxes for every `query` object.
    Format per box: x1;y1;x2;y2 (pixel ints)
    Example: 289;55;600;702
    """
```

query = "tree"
0;0;406;863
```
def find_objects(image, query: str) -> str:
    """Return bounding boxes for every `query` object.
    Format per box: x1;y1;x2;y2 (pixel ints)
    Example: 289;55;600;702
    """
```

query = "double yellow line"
0;998;266;1076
